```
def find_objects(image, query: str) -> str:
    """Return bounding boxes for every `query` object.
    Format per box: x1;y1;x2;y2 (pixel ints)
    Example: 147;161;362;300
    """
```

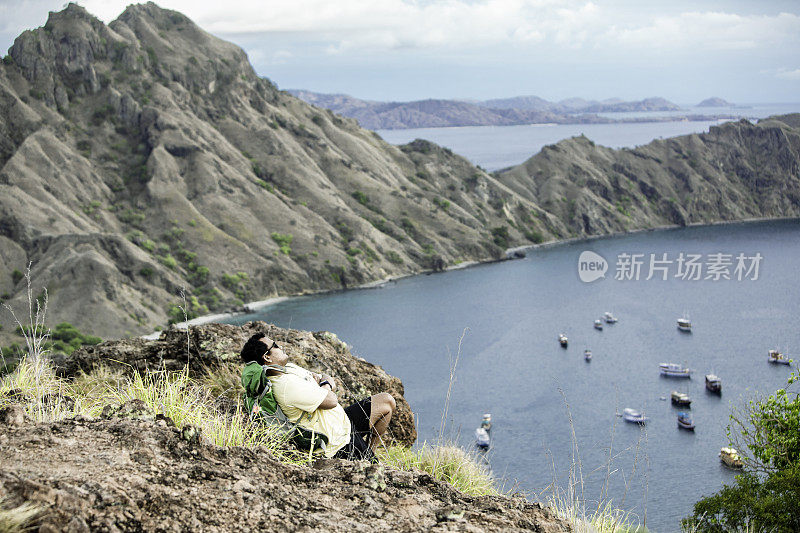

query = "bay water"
376;103;800;171
226;219;800;531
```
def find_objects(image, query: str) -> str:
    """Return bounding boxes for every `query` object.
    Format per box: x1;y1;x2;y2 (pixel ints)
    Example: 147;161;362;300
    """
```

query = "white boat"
594;319;603;330
475;427;490;450
671;391;692;406
558;333;568;347
660;363;692;378
677;412;695;431
622;408;647;424
584;349;592;361
768;350;791;365
720;447;743;468
677;316;692;332
705;374;722;394
603;312;618;323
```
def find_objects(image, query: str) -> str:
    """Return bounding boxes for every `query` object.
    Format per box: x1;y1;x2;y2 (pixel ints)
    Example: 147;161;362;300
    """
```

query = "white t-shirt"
268;363;351;457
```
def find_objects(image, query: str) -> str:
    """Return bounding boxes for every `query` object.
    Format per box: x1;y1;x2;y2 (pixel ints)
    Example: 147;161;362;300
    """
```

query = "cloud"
775;68;800;80
604;11;800;52
5;1;800;61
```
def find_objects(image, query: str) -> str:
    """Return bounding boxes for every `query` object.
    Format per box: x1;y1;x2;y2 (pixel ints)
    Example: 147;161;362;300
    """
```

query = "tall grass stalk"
540;389;648;533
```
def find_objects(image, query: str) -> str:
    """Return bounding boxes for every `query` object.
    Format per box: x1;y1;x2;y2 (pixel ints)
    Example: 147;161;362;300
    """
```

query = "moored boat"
660;363;692;378
768;349;791;365
720;447;743;468
475;427;490;450
559;333;568;347
603;312;618;324
677;316;692;332
622;408;647;424
594;319;603;330
677;412;695;430
671;391;692;407
705;374;722;394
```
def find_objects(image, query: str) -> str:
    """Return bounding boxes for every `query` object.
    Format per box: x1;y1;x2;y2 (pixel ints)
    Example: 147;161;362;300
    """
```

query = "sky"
1;0;799;104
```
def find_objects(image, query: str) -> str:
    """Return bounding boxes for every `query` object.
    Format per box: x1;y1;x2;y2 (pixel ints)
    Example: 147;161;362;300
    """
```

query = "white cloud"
775;68;800;80
604;11;800;52
6;1;800;60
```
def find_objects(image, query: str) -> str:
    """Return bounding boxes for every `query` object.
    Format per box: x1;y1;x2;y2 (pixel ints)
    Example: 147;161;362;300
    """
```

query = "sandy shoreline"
147;215;800;338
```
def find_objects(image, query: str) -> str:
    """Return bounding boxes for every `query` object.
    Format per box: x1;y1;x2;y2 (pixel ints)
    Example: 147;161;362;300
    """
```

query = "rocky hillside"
1;3;799;342
497;115;800;236
0;320;571;532
0;412;569;532
0;3;557;339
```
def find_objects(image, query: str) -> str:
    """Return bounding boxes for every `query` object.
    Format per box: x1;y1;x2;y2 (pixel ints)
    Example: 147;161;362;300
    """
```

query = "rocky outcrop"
0;413;570;532
56;321;417;446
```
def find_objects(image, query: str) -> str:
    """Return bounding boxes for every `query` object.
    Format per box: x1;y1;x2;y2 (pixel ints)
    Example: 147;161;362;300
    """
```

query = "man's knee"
373;392;395;414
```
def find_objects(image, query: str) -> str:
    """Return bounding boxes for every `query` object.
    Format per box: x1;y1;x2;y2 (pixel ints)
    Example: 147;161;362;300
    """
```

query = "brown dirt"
0;405;571;532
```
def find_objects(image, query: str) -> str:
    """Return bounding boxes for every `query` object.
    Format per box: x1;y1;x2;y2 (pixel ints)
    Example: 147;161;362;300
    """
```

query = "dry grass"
0;499;41;533
378;442;500;496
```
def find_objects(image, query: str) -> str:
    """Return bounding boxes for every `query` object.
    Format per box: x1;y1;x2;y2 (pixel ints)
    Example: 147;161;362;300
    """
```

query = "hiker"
240;332;395;460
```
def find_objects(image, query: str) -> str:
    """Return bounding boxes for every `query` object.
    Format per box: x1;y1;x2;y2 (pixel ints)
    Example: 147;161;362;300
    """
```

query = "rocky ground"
0;406;570;532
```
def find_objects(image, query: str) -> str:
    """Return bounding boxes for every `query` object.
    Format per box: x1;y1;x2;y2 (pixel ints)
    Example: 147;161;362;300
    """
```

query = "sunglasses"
264;340;279;356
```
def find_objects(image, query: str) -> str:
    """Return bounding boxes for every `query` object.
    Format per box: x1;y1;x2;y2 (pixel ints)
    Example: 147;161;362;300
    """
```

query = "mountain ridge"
288;90;731;130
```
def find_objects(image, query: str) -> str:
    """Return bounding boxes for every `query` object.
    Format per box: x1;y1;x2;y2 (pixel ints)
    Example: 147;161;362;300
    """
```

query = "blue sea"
226;219;800;532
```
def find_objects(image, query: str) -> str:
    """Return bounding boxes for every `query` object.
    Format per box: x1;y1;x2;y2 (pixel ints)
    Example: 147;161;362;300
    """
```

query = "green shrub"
491;226;509;249
385;251;403;265
139;267;153;278
271;233;293;255
684;370;800;532
524;230;544;244
433;197;450;211
256;179;274;193
351;191;369;206
159;254;177;269
12;269;23;285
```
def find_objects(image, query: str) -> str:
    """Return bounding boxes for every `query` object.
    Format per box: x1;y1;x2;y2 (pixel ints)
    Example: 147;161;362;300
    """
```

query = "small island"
697;97;734;107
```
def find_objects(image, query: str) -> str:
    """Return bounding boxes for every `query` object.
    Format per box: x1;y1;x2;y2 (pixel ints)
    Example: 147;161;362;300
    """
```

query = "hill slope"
497;116;800;236
0;3;557;338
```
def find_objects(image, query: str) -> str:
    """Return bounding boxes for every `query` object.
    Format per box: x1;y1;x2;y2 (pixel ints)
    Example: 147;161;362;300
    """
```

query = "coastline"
150;215;800;337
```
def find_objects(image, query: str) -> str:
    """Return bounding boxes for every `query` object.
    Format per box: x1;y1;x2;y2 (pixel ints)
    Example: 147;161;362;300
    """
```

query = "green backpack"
241;361;328;452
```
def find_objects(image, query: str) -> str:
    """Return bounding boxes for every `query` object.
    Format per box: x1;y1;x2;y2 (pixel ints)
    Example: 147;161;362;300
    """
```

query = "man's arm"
313;371;337;391
317;388;338;409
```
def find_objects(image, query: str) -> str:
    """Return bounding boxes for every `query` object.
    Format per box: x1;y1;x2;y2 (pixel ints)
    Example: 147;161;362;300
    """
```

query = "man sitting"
240;332;395;460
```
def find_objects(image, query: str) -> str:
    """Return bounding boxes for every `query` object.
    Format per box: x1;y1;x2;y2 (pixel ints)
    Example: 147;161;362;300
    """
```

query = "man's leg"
368;392;395;451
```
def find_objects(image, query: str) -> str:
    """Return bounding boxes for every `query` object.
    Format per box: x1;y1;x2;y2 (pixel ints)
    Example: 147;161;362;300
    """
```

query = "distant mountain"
697;97;733;107
287;90;613;129
289;91;684;129
580;97;681;113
